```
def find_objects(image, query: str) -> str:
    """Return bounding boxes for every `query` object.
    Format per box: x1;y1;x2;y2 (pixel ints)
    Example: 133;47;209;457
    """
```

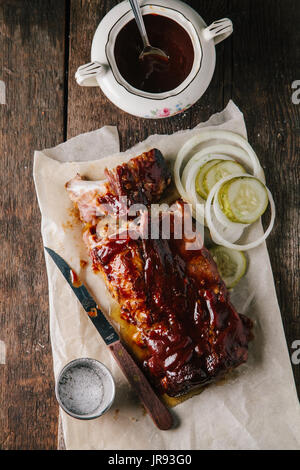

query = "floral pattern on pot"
145;102;192;119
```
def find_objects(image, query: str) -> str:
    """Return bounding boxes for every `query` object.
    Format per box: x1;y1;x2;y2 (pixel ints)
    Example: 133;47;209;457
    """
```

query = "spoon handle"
129;0;150;47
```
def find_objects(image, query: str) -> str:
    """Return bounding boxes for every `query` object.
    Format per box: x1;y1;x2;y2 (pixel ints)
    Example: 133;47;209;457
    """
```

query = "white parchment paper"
33;101;300;450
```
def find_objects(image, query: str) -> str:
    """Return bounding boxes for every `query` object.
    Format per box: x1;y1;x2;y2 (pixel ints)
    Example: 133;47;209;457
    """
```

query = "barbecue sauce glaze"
92;215;253;397
71;150;253;398
114;14;194;93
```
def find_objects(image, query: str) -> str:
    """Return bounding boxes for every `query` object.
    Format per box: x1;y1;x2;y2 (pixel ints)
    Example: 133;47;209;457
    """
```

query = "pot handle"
203;18;233;45
75;61;107;87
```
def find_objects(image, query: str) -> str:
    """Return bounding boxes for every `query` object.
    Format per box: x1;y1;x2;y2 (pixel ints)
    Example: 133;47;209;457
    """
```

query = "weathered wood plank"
0;0;66;449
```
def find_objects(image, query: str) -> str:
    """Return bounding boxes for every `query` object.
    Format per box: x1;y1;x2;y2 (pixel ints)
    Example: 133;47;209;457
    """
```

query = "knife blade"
45;247;119;345
44;247;174;430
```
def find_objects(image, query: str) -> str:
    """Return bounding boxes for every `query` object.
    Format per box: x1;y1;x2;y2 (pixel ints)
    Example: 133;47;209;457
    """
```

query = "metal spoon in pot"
129;0;169;61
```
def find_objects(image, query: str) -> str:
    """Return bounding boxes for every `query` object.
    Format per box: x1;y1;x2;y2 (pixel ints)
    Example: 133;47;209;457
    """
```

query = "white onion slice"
210;210;245;243
182;144;252;186
178;143;259;225
184;154;235;223
185;154;234;199
174;130;265;203
205;174;276;251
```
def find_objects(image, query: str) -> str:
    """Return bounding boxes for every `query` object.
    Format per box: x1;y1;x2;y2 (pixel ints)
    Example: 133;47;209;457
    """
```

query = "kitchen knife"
45;247;173;430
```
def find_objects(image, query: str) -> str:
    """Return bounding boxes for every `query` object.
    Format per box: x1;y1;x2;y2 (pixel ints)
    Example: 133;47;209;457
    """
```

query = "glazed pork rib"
66;149;253;397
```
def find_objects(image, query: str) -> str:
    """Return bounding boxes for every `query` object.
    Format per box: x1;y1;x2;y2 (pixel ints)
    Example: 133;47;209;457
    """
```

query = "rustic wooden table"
0;0;299;450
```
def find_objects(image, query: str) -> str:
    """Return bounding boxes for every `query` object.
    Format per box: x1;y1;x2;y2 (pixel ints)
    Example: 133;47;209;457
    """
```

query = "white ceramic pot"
75;0;233;119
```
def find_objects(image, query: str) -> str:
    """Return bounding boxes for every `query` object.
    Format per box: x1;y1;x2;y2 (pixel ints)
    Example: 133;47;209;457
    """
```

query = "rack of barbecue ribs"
66;149;253;397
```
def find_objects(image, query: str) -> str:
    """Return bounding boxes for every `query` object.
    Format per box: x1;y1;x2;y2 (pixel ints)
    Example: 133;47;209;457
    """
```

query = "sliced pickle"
218;176;269;224
203;161;246;196
210;245;247;288
195;159;222;199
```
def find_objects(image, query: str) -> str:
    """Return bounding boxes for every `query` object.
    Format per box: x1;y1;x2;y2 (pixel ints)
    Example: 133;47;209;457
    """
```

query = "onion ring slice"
205;174;276;251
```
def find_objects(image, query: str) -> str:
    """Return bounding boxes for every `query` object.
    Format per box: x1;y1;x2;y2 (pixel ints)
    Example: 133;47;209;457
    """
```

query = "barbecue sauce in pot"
114;14;194;93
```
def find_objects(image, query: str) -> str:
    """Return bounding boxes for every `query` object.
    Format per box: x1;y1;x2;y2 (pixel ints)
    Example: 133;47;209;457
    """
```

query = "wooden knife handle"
109;340;173;430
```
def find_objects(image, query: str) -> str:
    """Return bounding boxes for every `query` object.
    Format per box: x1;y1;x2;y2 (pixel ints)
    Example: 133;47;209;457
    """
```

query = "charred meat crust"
66;149;253;397
105;149;172;206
